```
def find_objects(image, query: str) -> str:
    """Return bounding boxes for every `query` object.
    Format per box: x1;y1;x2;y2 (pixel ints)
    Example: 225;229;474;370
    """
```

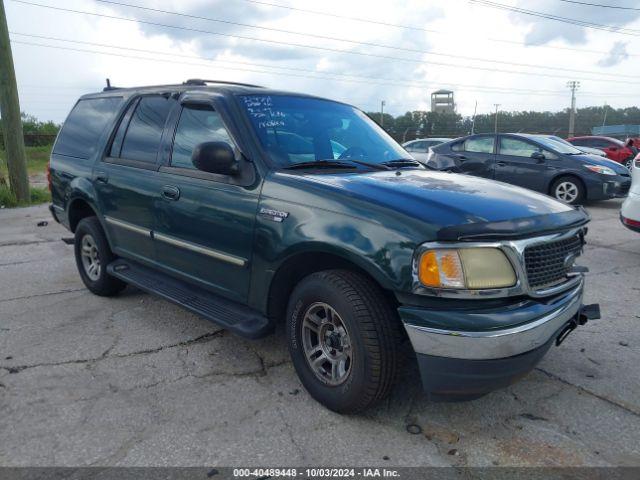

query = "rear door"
152;99;261;303
452;135;496;178
494;135;554;192
95;94;177;264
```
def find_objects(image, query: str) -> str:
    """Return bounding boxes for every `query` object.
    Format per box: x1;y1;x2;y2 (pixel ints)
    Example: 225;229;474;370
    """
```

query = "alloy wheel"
555;182;579;203
301;302;353;386
80;233;101;281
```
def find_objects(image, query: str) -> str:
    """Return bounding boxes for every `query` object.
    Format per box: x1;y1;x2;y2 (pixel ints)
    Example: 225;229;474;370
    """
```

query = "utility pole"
493;103;501;134
471;100;478;134
602;102;608;127
380;100;385;128
567;81;580;138
0;0;29;202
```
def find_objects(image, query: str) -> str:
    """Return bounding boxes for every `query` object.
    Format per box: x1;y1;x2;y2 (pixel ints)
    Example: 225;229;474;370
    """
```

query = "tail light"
635;153;640;169
46;160;52;191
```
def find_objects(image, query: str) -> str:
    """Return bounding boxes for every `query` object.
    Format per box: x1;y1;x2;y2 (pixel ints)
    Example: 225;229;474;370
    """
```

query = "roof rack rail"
183;78;264;88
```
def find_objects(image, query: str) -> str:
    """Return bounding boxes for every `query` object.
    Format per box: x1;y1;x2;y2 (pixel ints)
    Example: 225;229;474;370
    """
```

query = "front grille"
619;181;631;196
524;234;583;290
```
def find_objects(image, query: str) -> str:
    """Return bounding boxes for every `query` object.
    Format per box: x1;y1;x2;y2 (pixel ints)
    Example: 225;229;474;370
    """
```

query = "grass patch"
0;185;51;208
0;145;52;178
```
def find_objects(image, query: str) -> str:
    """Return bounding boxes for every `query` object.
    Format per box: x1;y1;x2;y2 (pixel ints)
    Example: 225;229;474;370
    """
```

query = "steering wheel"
339;146;368;160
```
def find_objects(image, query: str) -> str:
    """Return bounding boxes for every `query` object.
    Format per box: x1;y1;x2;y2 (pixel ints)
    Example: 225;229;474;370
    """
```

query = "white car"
403;138;452;164
621;153;640;232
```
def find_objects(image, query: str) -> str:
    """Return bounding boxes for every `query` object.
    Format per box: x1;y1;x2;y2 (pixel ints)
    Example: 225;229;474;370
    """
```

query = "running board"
106;259;272;339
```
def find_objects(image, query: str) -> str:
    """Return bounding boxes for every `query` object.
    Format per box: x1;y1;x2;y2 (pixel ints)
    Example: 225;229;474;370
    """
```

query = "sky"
6;0;640;123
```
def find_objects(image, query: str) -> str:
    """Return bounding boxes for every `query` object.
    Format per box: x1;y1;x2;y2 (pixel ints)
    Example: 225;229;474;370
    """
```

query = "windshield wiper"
283;159;391;171
382;158;430;169
282;160;357;170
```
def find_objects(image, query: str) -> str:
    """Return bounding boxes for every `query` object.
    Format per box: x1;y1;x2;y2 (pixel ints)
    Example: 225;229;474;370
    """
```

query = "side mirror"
192;142;239;176
531;151;545;161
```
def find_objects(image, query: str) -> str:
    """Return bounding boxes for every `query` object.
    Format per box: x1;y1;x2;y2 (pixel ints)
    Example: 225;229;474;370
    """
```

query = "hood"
277;170;587;240
575;154;630;175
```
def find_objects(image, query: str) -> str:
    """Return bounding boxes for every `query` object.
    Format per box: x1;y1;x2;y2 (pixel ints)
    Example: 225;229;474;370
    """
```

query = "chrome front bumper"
402;278;584;361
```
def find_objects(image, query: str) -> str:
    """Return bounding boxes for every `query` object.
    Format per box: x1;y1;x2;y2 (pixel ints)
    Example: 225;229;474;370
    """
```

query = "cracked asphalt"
0;201;639;467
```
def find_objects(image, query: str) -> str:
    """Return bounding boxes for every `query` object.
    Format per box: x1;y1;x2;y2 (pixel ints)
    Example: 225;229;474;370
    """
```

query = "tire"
286;270;401;413
74;217;126;296
625;157;634;170
551;176;585;205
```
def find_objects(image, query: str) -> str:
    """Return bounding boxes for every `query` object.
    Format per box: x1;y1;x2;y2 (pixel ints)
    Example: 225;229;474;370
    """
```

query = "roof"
79;79;338;104
432;89;454;95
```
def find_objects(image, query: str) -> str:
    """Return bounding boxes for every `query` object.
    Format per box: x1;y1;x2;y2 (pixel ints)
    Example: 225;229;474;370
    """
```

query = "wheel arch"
548;173;587;198
265;248;398;324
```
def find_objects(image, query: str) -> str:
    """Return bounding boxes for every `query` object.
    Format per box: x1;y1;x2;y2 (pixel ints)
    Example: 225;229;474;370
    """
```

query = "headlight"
418;248;516;290
583;165;616;176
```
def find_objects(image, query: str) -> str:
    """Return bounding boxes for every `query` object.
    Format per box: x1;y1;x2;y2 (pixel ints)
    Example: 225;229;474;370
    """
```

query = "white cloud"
6;0;640;123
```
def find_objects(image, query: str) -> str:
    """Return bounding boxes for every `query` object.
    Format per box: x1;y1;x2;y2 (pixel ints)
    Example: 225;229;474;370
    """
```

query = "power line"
558;0;640;11
11;36;640;98
236;0;640;57
90;0;634;79
471;0;640;36
12;31;639;97
11;38;602;97
9;0;639;84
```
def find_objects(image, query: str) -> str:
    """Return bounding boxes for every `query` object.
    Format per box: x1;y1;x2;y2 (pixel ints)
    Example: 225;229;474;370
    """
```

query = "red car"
567;136;635;169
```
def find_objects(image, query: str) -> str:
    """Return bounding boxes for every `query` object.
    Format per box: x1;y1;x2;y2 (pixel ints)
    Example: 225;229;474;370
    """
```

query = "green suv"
49;80;600;413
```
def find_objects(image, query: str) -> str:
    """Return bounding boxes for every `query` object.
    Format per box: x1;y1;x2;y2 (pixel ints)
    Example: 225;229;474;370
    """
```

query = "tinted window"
109;99;138;158
53;97;122;159
171;105;233;169
120;96;173;163
464;136;494;153
592;139;614;149
451;141;464;152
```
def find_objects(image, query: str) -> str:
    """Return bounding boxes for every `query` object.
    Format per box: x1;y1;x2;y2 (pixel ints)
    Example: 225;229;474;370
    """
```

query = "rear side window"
464;136;495;153
53;97;122;159
171;105;234;169
499;137;540;157
119;96;173;163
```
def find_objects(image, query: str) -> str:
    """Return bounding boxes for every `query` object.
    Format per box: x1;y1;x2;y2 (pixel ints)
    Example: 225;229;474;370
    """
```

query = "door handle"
95;173;109;184
496;162;506;167
456;154;467;161
161;185;180;201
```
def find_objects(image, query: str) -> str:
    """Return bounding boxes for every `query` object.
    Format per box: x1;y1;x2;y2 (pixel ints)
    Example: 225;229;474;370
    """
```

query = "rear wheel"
74;217;126;296
551;176;585;205
286;270;401;413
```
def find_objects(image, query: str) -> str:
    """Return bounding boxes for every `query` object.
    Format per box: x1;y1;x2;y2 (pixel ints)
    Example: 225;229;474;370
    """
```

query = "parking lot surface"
1;201;639;467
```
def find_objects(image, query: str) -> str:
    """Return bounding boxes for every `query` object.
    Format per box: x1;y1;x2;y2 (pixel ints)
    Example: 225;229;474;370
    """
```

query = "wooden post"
0;0;29;203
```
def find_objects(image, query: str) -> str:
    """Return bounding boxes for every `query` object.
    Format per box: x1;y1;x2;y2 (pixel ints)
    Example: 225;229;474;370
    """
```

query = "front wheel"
286;270;401;413
74;217;126;296
625;157;634;170
551;176;585;205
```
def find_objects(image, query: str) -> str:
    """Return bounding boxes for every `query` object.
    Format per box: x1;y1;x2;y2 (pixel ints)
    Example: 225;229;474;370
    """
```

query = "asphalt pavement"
0;200;639;467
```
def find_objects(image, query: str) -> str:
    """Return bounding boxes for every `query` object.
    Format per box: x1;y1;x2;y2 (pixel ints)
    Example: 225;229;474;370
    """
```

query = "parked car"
403;138;453;163
49;80;599;412
567;136;635;169
428;133;631;204
621;153;640;232
540;135;606;157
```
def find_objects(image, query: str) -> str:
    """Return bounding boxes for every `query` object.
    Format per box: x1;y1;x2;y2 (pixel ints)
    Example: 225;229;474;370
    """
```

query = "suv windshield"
239;95;408;168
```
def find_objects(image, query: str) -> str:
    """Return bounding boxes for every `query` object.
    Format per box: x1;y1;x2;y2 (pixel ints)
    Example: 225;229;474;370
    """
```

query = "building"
431;89;455;114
